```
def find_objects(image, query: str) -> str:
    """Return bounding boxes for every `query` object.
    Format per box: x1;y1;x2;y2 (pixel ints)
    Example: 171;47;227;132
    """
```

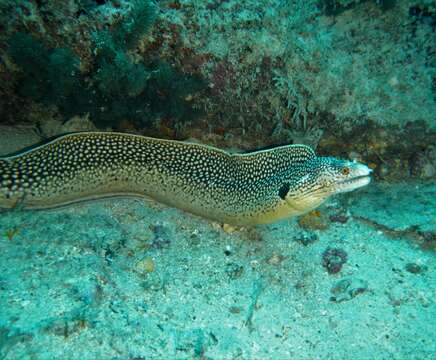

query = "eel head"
283;157;372;214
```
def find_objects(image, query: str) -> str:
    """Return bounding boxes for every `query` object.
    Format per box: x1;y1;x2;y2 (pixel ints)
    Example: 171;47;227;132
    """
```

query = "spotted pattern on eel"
0;132;372;225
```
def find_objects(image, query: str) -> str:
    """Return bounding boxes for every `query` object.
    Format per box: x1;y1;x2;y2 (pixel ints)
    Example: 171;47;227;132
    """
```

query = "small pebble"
229;306;241;314
224;245;232;256
387;285;407;306
405;262;424;274
329;214;349;224
136;257;155;273
225;262;244;279
223;223;237;233
267;252;285;265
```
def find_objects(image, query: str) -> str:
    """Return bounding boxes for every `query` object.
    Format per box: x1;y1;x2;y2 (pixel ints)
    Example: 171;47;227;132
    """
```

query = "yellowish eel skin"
0;132;372;225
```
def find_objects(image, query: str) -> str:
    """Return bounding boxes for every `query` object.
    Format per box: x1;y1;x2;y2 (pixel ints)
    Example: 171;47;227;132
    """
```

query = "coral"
169;0;435;140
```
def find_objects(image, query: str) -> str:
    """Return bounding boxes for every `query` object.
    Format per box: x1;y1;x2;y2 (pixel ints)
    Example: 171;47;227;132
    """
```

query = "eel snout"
335;161;372;194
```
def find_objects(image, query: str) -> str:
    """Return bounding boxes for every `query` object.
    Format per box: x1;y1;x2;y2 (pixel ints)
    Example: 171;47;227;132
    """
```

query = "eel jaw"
334;162;372;194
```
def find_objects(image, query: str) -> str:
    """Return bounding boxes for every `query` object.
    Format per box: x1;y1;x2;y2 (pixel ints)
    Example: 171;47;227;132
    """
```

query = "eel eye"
341;167;350;175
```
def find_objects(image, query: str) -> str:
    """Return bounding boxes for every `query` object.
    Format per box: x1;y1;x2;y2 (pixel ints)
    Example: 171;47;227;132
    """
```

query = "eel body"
0;132;371;225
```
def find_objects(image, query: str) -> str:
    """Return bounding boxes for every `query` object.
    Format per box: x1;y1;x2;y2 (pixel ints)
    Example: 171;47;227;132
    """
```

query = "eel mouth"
336;163;372;193
337;175;371;192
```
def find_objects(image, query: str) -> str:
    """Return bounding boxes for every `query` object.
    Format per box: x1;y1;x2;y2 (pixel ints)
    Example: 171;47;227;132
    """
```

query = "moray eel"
0;132;371;225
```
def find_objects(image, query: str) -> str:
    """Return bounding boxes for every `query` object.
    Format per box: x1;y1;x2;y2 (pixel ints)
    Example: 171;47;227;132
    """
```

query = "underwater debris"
353;215;436;251
4;227;20;241
387;284;408;307
409;147;436;179
298;210;330;231
322;247;348;274
294;232;319;246
245;279;263;332
330;278;368;302
0;327;33;359
329;213;349;224
225;262;244;280
150;223;171;249
42;312;92;338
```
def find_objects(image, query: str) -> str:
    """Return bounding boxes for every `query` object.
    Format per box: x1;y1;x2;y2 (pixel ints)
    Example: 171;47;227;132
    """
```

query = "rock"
322;247;348;274
0;125;42;156
409;147;436;179
405;262;425;274
39;114;97;138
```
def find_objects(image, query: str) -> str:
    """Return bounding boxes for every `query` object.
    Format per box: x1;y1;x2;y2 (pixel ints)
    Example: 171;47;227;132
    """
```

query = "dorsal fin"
279;144;316;161
235;144;316;168
241;143;315;159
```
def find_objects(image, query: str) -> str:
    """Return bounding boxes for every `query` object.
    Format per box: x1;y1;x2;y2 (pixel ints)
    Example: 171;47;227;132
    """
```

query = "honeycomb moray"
0;132;372;225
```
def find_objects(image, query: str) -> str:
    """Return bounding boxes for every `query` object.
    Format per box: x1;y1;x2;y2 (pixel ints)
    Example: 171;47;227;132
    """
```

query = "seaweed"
145;62;206;123
8;32;81;103
113;0;157;50
6;0;205;130
94;52;151;98
319;0;396;16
